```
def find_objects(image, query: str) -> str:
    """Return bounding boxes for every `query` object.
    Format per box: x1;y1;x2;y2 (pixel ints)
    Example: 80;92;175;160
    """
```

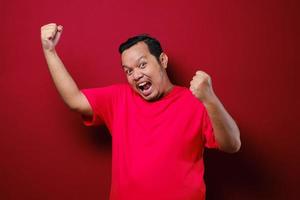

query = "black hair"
118;34;163;62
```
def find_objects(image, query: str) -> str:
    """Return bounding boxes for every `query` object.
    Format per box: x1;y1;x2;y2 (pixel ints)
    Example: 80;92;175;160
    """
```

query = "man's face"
121;42;170;101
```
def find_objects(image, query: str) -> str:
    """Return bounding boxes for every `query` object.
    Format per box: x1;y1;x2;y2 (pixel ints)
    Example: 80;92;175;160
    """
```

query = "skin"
121;42;173;101
40;23;92;116
41;23;241;153
190;72;241;153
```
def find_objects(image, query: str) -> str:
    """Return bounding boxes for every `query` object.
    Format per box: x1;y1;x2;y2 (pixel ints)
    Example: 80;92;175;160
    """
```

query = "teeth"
138;82;147;87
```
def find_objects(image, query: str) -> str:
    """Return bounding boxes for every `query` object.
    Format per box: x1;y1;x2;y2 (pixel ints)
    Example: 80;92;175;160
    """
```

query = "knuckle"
41;23;56;29
48;23;57;27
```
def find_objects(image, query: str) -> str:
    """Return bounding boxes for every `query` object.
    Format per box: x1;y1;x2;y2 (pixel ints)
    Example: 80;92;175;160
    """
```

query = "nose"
133;69;143;81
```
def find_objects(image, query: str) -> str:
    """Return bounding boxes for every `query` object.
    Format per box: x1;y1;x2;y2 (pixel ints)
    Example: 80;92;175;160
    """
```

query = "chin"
140;94;152;101
142;92;161;102
132;86;159;101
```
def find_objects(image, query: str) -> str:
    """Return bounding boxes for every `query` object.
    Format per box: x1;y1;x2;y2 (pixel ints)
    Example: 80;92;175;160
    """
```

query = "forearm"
43;49;81;110
203;93;241;153
189;70;241;153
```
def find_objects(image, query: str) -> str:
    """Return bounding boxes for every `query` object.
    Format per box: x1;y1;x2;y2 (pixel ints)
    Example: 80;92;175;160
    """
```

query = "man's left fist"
190;71;215;102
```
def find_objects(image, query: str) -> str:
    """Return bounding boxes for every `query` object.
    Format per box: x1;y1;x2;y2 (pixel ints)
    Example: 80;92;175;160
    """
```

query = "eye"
125;69;133;76
139;62;147;69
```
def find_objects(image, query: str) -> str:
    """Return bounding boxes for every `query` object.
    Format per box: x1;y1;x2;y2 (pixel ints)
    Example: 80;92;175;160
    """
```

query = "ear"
159;53;168;69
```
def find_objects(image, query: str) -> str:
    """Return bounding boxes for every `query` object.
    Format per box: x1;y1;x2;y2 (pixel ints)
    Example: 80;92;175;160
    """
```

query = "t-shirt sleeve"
201;107;219;149
80;84;121;128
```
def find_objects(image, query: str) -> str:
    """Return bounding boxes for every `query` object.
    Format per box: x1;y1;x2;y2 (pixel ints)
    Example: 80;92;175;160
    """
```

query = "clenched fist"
190;71;215;103
40;23;63;51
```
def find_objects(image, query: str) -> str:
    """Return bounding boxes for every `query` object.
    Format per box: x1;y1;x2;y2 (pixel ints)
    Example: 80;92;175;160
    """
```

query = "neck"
162;76;174;97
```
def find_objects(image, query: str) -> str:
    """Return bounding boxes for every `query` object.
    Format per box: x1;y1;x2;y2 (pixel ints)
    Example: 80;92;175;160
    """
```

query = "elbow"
226;127;241;153
66;101;81;113
69;104;84;114
220;141;241;153
219;133;241;153
69;105;79;112
65;96;82;113
228;139;241;153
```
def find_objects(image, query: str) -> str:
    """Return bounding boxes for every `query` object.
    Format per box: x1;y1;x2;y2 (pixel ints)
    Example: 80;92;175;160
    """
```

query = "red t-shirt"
81;84;218;200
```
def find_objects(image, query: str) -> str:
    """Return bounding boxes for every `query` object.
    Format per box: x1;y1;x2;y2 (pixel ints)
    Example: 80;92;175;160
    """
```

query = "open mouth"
137;81;152;96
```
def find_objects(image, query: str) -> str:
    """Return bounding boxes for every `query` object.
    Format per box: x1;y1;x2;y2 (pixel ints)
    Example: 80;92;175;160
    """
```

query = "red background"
1;0;299;199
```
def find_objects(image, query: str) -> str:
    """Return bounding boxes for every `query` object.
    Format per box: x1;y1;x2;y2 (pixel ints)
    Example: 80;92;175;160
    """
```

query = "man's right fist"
41;23;63;51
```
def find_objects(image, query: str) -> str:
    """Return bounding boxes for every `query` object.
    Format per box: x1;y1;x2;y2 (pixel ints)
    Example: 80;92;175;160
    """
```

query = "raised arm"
190;71;241;153
40;23;92;116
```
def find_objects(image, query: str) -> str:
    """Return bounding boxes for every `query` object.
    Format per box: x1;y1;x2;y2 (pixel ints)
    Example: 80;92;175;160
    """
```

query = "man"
41;23;241;200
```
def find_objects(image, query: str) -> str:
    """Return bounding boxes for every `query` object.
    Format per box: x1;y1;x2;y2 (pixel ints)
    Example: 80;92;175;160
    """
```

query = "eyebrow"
122;55;146;69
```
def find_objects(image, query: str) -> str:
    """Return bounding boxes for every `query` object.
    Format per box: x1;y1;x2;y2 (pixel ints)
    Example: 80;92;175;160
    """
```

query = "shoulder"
82;83;130;93
105;83;131;92
80;83;133;105
98;83;130;90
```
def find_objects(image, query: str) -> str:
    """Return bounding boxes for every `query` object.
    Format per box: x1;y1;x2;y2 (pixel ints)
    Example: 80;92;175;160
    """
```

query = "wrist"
43;48;57;56
201;91;219;108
